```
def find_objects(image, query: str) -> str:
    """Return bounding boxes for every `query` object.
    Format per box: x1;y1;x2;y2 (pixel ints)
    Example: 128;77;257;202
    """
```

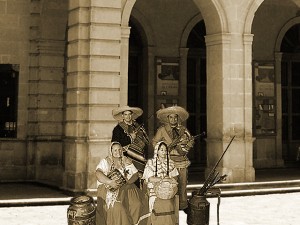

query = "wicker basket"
154;177;178;200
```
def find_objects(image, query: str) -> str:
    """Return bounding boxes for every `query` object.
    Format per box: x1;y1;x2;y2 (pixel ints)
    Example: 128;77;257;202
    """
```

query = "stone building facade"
0;0;299;192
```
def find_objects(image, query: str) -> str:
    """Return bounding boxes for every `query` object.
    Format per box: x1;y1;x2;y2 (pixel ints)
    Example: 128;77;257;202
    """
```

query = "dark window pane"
0;64;18;138
200;87;206;114
282;88;288;113
280;24;300;53
187;87;196;112
187;115;196;135
128;19;143;110
200;58;206;85
199;115;207;134
292;89;300;113
281;61;288;86
291;62;300;86
292;116;300;140
187;58;196;84
282;115;288;141
186;20;206;49
128;56;139;83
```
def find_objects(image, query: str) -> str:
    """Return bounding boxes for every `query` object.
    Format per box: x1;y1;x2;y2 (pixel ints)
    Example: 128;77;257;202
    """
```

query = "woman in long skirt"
142;141;179;225
95;142;150;225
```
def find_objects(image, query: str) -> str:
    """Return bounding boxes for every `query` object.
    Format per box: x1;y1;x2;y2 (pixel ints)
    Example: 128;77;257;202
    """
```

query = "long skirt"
96;183;150;225
151;197;178;225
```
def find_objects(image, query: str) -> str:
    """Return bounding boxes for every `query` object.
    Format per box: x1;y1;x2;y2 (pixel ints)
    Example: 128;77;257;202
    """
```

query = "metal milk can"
187;191;210;225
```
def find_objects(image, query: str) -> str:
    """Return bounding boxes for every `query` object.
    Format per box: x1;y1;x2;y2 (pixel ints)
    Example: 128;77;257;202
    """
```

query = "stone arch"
244;0;264;33
121;0;136;26
192;0;228;34
275;17;300;52
130;8;156;47
121;0;156;47
180;13;204;48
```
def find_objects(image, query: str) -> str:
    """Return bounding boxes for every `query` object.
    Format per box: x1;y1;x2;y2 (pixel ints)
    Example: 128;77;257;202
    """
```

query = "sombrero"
156;106;189;123
112;105;143;121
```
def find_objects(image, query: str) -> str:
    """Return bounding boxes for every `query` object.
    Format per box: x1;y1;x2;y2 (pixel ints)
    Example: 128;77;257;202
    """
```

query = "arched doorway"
186;20;207;169
128;19;144;123
281;23;300;165
128;19;151;158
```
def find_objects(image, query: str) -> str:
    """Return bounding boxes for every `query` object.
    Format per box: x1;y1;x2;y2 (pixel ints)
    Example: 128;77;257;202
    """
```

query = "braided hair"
155;141;169;177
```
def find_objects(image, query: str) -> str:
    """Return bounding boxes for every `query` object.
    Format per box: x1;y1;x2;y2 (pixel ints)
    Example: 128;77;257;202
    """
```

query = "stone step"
187;179;300;197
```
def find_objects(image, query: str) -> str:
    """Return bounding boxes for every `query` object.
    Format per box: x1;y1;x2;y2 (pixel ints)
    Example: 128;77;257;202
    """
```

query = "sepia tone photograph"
1;0;300;225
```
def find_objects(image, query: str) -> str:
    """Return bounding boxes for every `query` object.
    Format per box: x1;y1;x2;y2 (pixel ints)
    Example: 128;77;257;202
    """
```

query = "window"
0;64;18;138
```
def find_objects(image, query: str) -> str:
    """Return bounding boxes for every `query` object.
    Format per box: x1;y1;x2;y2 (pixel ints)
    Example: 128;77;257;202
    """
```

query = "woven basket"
154;177;178;200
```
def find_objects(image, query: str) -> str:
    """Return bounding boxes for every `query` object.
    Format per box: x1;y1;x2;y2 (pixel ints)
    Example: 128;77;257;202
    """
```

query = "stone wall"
0;0;68;185
0;0;30;180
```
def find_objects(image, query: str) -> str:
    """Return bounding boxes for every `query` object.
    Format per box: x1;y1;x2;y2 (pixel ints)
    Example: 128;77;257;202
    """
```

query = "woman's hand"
96;170;120;189
108;179;119;189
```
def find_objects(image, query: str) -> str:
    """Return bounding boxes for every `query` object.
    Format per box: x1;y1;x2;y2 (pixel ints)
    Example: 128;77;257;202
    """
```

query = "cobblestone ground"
0;192;299;225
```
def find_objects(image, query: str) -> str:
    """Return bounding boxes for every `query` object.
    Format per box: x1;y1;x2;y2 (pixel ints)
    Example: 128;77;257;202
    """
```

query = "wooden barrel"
67;195;96;225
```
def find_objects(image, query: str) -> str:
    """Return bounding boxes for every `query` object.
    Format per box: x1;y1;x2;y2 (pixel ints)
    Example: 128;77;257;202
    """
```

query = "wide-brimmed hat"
112;105;143;121
156;106;189;123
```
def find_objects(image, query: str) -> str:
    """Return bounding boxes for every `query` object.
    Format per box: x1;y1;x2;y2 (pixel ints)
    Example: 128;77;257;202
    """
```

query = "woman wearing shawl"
142;141;179;225
95;142;150;225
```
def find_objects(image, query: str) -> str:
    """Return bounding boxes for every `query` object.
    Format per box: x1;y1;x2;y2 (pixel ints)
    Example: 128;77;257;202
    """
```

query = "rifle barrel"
197;135;235;195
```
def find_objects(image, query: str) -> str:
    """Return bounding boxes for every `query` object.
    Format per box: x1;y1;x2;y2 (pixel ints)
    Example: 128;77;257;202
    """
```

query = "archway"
186;20;207;169
280;23;300;164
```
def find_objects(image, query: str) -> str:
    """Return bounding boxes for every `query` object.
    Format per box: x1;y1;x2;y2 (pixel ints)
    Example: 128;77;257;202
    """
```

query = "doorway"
186;20;207;169
281;24;300;164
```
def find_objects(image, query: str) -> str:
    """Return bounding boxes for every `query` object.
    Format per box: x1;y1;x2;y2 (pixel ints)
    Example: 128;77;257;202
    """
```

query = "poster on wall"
156;98;178;111
156;58;179;96
254;62;275;97
253;61;276;135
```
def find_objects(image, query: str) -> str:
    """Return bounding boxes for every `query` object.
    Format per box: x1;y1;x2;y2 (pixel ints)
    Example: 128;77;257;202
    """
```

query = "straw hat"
112;105;143;121
156;106;189;123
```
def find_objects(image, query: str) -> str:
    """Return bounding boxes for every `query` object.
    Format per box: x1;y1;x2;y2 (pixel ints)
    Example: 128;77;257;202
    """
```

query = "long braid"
166;143;169;176
155;153;158;177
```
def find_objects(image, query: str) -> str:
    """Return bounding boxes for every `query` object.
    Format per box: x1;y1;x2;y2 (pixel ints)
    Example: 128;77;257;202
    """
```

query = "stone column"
274;52;284;166
205;33;255;183
243;34;256;180
120;26;130;106
64;0;122;191
27;0;67;184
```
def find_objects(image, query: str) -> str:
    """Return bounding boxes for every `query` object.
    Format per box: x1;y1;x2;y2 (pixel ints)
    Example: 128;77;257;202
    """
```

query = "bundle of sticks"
198;136;235;196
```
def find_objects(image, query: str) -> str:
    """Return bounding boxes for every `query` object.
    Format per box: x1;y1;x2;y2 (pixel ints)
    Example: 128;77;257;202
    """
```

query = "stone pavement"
0;167;300;224
0;192;300;225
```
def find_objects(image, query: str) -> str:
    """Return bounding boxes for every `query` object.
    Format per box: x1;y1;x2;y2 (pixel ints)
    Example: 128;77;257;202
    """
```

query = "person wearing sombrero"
152;105;194;212
111;105;149;179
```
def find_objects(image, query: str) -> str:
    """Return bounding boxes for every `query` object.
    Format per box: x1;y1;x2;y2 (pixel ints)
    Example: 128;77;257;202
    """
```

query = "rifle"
198;135;235;196
168;131;206;150
132;114;153;143
133;114;153;133
133;123;145;133
193;132;206;140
